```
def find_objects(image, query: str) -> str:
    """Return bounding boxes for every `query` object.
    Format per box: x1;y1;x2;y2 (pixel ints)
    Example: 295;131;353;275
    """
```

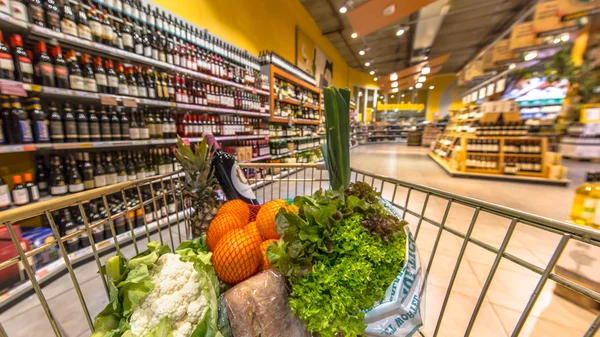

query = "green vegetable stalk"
322;86;351;190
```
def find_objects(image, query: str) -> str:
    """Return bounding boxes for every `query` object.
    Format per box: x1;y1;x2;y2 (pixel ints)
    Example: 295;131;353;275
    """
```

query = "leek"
322;86;351;190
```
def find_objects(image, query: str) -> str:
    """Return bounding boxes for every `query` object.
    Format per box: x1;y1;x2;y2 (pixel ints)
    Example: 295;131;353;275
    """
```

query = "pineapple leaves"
174;136;217;191
323;86;351;190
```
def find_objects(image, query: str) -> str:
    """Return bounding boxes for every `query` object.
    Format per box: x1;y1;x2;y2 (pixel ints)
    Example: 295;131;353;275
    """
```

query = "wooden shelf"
466;152;500;156
271;117;320;125
504;153;543;158
269;65;322;125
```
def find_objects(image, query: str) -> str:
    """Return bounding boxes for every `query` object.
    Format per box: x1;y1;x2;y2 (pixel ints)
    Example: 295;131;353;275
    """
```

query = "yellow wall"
426;74;462;121
151;0;378;89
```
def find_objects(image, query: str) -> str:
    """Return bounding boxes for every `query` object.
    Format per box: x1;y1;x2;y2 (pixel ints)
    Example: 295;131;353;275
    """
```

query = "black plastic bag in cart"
363;199;425;337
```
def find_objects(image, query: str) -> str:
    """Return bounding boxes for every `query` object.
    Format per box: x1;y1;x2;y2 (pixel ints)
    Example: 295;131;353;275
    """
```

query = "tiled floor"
1;144;598;337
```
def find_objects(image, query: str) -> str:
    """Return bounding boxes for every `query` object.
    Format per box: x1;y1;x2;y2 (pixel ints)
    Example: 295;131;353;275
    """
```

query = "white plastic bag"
363;200;425;337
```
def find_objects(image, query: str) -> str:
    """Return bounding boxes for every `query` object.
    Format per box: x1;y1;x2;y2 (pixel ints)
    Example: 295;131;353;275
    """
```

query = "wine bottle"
0;176;11;210
44;0;60;32
9;96;33;144
105;153;118;185
93;56;108;94
88;106;101;142
120;107;130;140
51;45;68;88
81;53;98;92
66;156;84;193
11;175;29;206
29;97;50;143
11;34;33;83
23;173;40;202
94;153;107;187
49;155;68;196
63;102;78;142
67;49;84;91
61;0;78;37
35;157;48;196
206;133;258;204
109;106;121;140
105;59;119;95
28;0;45;27
99;105;112;141
81;152;95;190
76;104;90;142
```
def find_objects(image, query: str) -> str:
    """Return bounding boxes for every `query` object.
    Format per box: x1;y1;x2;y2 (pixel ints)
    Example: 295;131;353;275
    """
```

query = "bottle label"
78;121;89;138
84;179;95;190
90;21;103;37
111;124;121;138
19;57;33;74
128;85;138;96
19;120;33;142
11;2;27;22
137;172;146;179
0;0;9;14
135;43;144;55
168;87;175;96
70;75;85;90
78;25;93;40
129;127;140;139
12;189;29;205
582;198;596;220
0;185;10;207
168;203;176;214
117;174;127;183
159;52;166;63
123;34;134;48
102;25;113;41
89;122;100;139
140;128;149;139
55;65;68;79
152;49;158;60
47;11;60;29
95;73;108;86
84;77;98;92
230;163;257;200
167;54;173;64
69;183;84;193
119;83;129;95
106;173;118;185
128;174;137;181
101;122;111;138
144;46;152;58
158;164;168;175
94;175;107;187
0;53;14;71
148;87;156;98
123;3;132;15
65;121;77;140
50;184;68;195
108;75;119;88
138;86;147;97
121;124;129;138
145;212;153;223
35;120;50;141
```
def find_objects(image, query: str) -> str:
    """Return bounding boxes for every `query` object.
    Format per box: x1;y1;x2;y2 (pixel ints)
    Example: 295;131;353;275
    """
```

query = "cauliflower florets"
129;254;208;337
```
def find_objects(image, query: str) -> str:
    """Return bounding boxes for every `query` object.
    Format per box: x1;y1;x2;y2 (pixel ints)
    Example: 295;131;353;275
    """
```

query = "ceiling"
300;0;535;79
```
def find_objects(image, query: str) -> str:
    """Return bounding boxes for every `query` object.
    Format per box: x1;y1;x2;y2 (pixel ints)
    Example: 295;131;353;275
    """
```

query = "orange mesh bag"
259;239;278;270
217;199;250;224
248;204;262;222
256;199;287;240
244;222;263;255
207;212;247;251
212;228;261;284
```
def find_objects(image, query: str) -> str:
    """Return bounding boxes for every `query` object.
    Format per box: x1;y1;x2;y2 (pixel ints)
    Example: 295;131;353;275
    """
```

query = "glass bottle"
93;56;108;94
29;97;49;143
88;106;101;142
34;41;54;87
67;49;84;91
11;175;29;206
44;0;60;32
35;156;48;196
99;106;111;141
81;53;97;92
121;16;134;53
75;104;89;142
28;0;45;27
105;59;119;95
105;153;118;185
127;66;138;97
109;106;121;140
129;108;139;140
120;107;130;140
9;96;33;144
116;63;128;96
0;31;14;80
66;156;84;193
76;3;92;41
63;102;77;142
93;153;107;187
88;6;103;43
61;0;78;37
51;45;68;88
49;155;68;196
81;152;95;190
10;34;33;83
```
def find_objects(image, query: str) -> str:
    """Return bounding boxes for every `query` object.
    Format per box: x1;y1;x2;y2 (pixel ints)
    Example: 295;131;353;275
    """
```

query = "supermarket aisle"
349;144;598;337
349;143;594;221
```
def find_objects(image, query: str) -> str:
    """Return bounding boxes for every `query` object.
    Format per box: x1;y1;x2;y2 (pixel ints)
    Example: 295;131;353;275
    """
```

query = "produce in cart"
90;237;221;337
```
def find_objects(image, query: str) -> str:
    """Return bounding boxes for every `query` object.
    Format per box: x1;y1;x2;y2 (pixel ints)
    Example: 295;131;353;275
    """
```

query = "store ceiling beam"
324;0;362;70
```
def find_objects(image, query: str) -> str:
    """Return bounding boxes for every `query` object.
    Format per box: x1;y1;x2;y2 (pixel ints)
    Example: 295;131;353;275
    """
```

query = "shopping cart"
0;163;599;337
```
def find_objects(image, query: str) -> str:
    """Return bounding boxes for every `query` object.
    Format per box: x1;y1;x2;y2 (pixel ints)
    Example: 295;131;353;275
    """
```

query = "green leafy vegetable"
322;86;351;190
144;317;173;337
269;184;407;337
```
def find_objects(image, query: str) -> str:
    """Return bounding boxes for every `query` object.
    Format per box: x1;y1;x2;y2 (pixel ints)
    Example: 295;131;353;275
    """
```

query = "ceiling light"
421;66;431;75
339;6;347;13
396;29;405;36
553;37;561;44
429;85;435;90
392;88;399;93
359;50;365;55
394;108;399;112
424;56;429;60
390;73;398;81
351;32;358;38
524;51;538;61
509;63;516;70
369;71;375;75
374;77;378;81
365;62;371;67
391;95;395;98
561;33;570;42
418;76;426;82
415;83;423;89
391;81;398;88
401;94;405;97
409;86;413;90
383;4;395;16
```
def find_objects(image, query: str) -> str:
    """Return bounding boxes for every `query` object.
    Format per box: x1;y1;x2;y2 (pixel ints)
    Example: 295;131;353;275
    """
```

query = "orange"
206;213;246;251
217;199;250;223
259;239;278;270
212;229;261;284
256;199;287;240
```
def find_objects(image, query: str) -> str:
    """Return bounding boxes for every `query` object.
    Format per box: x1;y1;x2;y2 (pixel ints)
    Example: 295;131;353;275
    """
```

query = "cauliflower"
129;253;208;337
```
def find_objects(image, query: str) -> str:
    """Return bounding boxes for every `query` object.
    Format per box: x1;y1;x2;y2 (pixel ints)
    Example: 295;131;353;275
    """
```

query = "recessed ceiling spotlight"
396;29;405;36
401;94;405;97
524;51;538;61
421;66;431;75
415;82;423;88
409;86;413;90
424;56;429;60
374;77;378;81
391;81;398;88
418;76;426;82
429;85;435;90
394;108;399;112
390;73;398;81
509;63;516;70
339;6;347;13
365;62;371;67
351;32;358;38
553;37;561;44
359;50;365;55
561;33;570;42
392;88;399;93
383;4;395;16
391;95;395;98
369;70;375;75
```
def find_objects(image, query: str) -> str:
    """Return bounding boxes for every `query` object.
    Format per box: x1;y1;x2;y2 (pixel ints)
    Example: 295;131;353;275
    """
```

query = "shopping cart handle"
315;163;327;170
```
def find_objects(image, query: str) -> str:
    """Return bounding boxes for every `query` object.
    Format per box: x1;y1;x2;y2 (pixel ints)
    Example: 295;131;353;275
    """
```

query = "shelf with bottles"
268;64;321;125
0;1;271;96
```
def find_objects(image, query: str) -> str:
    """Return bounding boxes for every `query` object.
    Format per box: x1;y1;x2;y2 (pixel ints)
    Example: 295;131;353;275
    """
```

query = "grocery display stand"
1;163;599;337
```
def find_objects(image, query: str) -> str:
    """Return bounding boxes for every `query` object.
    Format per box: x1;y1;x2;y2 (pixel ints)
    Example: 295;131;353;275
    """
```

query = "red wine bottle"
205;133;258;204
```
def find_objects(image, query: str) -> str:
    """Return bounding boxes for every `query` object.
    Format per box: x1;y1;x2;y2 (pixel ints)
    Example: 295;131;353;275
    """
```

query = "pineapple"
174;136;223;238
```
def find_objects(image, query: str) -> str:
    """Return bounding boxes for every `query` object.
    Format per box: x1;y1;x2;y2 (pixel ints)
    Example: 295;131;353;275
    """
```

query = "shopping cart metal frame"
0;163;598;337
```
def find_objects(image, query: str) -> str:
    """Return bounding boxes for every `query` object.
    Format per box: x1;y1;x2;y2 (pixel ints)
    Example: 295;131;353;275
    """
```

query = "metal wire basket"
0;163;598;337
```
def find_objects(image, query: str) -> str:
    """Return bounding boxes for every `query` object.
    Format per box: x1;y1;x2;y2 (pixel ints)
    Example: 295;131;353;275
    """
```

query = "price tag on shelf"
252;88;257;95
123;98;138;107
100;95;119;106
0;81;27;97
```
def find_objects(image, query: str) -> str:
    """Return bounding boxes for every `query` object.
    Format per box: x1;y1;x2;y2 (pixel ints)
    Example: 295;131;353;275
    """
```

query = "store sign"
557;0;600;21
464;60;484;81
478;88;487;100
486;83;495;97
533;1;576;36
509;22;543;51
496;78;506;94
492;39;521;65
377;102;425;112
